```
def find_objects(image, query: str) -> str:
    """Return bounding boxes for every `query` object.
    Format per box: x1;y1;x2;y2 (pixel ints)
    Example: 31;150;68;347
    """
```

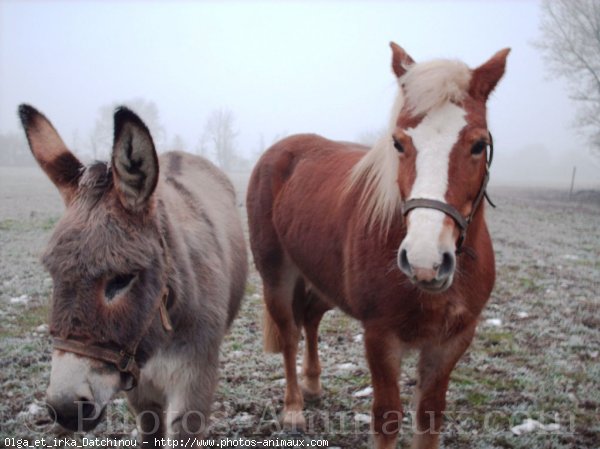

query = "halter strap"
402;198;468;230
53;338;140;382
401;132;496;254
52;233;173;390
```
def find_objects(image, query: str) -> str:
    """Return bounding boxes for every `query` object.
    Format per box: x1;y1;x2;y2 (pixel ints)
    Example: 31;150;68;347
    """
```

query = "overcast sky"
1;0;599;187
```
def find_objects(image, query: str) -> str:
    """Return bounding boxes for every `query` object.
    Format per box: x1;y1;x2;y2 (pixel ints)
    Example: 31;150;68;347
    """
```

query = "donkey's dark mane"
79;161;113;200
42;160;161;279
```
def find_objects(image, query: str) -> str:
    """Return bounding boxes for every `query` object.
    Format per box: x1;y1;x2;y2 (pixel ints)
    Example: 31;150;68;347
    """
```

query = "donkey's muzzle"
47;398;105;432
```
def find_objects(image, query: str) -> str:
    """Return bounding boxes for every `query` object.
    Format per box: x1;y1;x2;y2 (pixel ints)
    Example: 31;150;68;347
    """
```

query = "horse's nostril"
398;248;412;275
437;251;455;279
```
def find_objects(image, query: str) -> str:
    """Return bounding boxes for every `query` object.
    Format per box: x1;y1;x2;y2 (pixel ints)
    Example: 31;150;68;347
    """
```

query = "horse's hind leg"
301;291;330;400
262;263;306;431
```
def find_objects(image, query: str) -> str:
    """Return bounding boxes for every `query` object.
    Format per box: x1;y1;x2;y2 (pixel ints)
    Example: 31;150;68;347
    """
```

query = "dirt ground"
1;166;598;448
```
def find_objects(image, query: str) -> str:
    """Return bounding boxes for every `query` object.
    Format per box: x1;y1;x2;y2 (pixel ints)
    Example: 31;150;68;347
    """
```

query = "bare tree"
252;131;288;163
90;98;166;159
536;0;600;154
356;128;386;147
169;134;186;151
201;108;238;170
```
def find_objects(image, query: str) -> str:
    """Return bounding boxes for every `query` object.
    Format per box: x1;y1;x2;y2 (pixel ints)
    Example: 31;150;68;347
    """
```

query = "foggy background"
1;0;599;188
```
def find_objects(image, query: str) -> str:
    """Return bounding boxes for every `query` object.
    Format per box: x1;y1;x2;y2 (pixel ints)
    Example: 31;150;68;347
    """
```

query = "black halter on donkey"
401;132;496;254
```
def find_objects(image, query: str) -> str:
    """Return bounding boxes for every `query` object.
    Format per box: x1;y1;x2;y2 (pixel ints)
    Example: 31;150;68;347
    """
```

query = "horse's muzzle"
398;248;455;293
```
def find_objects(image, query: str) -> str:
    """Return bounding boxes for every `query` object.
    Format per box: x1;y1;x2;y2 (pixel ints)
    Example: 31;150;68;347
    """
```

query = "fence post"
568;166;576;200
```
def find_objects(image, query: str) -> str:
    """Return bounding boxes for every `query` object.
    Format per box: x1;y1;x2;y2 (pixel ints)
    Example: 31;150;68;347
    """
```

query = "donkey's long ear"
469;48;510;101
18;104;83;205
390;42;415;78
111;107;159;211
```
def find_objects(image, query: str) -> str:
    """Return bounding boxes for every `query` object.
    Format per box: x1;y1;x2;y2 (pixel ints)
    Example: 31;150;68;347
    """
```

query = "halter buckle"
117;351;136;373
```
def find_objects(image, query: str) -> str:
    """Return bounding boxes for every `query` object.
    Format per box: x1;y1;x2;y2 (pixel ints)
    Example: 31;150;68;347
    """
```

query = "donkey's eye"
471;141;487;156
105;274;135;300
393;137;405;153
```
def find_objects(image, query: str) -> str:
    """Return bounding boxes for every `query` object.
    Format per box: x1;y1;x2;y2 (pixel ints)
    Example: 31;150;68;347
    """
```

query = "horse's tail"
263;305;284;353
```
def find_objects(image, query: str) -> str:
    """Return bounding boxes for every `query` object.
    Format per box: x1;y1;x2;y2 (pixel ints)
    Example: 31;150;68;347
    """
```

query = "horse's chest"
394;298;473;344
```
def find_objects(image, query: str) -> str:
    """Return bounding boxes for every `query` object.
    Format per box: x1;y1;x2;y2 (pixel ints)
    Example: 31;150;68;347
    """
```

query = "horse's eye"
105;274;135;300
393;137;405;153
471;141;487;156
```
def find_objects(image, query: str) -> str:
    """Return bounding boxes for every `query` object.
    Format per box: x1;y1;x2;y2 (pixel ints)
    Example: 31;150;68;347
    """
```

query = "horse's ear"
18;104;83;205
111;107;159;211
469;48;510;101
390;42;415;78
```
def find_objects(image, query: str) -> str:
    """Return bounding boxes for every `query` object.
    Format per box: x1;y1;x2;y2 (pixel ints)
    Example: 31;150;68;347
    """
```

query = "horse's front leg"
364;326;405;449
410;325;476;449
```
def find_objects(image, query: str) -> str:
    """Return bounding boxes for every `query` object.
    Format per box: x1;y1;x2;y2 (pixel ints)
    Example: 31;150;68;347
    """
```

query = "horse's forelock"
347;59;472;235
400;59;471;117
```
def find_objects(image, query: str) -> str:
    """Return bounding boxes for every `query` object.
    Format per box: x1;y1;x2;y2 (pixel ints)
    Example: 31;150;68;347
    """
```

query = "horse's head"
19;105;168;431
351;44;508;293
387;44;508;292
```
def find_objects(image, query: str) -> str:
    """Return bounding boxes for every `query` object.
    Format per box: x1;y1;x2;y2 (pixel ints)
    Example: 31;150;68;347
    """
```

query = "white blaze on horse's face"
398;102;466;291
47;351;121;431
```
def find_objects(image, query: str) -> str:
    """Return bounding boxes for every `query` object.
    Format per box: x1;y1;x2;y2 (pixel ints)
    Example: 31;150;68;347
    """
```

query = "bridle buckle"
117;351;136;373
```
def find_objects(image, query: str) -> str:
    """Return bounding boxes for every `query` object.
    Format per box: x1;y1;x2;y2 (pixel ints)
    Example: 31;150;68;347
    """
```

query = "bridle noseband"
51;235;173;390
401;132;496;254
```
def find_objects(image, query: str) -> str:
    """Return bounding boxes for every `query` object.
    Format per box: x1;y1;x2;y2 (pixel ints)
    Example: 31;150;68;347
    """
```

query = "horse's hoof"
301;383;323;402
281;410;306;432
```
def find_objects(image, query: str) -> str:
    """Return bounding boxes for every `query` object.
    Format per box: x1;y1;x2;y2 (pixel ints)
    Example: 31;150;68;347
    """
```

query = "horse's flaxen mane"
347;58;471;233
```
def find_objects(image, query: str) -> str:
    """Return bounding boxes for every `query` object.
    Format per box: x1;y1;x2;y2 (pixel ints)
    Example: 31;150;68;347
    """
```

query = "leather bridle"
401;132;496;254
51;235;173;390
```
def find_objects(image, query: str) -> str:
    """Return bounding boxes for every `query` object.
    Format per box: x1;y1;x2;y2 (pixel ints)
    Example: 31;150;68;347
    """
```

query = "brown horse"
19;105;247;446
247;43;509;449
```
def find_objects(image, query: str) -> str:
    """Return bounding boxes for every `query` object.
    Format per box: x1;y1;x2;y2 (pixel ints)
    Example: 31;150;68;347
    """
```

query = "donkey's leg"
410;325;476;449
364;326;405;449
263;274;306;431
165;357;218;444
127;387;165;448
301;293;330;400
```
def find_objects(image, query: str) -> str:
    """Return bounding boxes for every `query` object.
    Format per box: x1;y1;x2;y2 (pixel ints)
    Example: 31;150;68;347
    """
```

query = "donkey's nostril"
398;249;412;275
78;398;96;419
437;251;455;279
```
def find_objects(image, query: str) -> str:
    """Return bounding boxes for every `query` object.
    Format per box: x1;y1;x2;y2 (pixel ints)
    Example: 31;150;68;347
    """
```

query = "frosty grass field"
0;167;598;448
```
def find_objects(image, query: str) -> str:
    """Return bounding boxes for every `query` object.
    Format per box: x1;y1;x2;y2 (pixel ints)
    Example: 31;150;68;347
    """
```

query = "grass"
0;216;59;232
1;187;599;448
0;304;48;338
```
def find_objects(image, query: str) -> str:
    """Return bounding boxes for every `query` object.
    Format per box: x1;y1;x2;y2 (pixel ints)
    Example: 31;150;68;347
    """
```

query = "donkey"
19;105;247;446
246;43;508;449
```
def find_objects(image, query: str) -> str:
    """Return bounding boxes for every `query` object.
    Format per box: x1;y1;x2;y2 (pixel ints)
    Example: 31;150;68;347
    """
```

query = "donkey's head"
389;44;509;292
19;105;168;431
